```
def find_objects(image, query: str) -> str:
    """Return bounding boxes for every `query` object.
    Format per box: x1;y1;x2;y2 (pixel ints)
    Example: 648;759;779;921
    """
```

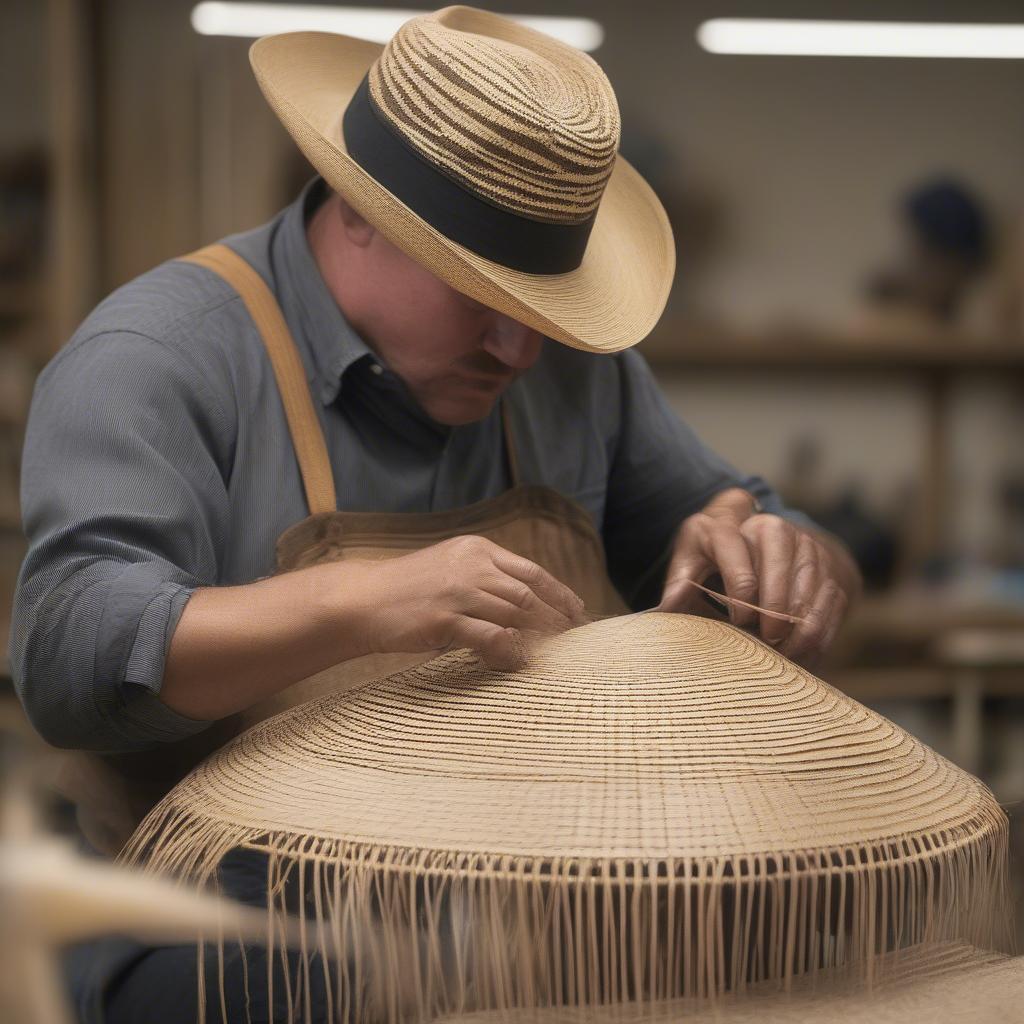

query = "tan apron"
70;244;628;855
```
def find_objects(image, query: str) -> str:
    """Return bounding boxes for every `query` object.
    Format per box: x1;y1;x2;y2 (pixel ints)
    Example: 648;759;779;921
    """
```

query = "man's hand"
162;535;588;722
658;488;861;669
351;535;589;671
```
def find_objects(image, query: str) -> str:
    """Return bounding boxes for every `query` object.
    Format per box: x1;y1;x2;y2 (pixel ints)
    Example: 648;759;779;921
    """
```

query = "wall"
71;1;1024;561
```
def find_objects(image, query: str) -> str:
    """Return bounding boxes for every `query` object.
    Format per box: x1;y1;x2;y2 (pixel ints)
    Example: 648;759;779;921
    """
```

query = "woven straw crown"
369;12;620;223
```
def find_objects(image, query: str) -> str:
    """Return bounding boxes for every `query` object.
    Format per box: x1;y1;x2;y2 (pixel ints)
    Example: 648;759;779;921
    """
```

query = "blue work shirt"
11;178;808;754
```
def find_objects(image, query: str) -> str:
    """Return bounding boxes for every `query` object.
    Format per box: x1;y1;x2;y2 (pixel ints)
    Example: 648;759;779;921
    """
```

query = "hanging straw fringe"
123;806;1011;1023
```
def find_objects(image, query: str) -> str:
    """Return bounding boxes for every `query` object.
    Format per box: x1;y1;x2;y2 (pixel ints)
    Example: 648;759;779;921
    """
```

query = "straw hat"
127;613;1011;1020
248;6;675;354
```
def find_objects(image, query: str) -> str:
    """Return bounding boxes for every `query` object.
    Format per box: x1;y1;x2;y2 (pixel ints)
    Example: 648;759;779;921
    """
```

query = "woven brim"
249;31;675;355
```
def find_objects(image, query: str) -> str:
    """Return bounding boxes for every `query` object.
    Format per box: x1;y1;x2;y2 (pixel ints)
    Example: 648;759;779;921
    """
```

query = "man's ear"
336;194;375;248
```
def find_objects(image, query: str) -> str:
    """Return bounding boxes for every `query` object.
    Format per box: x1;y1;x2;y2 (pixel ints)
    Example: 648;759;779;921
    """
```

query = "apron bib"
67;244;628;855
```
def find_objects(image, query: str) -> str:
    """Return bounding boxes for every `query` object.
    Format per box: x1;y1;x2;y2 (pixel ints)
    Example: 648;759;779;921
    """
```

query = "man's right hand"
347;535;588;671
162;535;586;721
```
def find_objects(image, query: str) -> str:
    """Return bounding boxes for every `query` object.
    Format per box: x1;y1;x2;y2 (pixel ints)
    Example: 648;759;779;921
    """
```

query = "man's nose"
482;315;544;370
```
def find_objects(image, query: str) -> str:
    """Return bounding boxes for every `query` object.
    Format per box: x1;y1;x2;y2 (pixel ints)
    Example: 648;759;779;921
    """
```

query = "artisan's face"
309;193;546;427
365;235;546;426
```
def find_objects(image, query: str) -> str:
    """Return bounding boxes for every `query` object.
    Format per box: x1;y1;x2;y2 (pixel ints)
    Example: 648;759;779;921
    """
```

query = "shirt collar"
270;177;375;406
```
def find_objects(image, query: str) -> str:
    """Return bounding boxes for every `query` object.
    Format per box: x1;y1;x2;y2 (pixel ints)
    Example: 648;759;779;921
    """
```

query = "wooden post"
46;0;98;353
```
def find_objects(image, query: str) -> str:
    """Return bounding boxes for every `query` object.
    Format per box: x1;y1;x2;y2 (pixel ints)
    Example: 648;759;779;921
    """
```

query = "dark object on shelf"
865;176;992;325
907;178;990;269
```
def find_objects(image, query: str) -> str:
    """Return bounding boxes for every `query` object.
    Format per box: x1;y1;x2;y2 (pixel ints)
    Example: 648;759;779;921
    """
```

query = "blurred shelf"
643;328;1024;373
833;666;1024;702
844;592;1024;642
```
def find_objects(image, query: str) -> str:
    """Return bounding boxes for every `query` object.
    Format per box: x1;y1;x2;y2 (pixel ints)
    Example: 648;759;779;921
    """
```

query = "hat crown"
368;8;620;224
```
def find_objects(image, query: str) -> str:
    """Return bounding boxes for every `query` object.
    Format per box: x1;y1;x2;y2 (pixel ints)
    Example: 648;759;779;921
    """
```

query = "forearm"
160;561;371;721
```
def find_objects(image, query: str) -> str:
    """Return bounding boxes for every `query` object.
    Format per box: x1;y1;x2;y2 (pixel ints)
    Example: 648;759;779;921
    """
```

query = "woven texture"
127;613;1011;1020
370;12;618;222
134;613;1004;857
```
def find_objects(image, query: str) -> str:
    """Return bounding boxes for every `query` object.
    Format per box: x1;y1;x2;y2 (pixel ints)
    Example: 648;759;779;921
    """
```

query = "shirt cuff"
109;577;210;746
124;580;194;694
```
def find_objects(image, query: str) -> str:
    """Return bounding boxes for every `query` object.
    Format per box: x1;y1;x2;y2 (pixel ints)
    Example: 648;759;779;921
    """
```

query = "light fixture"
191;2;604;51
696;18;1024;59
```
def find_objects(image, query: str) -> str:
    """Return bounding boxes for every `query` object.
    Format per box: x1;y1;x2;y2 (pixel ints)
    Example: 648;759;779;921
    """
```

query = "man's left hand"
657;488;862;670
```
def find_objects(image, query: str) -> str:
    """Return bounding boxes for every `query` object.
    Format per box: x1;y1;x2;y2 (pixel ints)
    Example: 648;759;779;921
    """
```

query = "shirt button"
370;362;384;376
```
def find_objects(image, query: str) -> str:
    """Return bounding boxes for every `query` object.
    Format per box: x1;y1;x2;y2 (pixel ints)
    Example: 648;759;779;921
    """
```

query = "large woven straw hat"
248;6;675;354
127;613;1011;1020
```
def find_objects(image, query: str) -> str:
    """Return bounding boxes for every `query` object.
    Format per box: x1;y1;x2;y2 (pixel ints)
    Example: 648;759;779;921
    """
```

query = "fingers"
467;586;577;636
742;516;797;647
656;509;851;665
785;534;822;622
705;525;759;629
491;547;588;625
779;578;848;668
658;555;714;614
659;514;759;627
446;616;527;672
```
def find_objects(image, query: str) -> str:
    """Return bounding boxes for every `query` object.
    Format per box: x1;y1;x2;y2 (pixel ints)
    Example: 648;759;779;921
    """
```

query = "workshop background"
2;0;1023;933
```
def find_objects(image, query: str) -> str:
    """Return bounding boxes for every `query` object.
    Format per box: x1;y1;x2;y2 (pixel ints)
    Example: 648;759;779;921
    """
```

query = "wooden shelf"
832;665;1024;702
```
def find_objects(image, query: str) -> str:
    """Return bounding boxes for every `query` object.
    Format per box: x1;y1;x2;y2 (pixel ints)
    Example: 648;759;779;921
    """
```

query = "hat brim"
250;31;676;354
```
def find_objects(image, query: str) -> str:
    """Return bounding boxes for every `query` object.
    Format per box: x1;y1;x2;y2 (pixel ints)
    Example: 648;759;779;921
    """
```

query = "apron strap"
180;243;337;516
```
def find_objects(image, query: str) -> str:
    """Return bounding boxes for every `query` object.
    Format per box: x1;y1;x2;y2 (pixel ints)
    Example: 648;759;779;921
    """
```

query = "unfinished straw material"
126;613;1011;1021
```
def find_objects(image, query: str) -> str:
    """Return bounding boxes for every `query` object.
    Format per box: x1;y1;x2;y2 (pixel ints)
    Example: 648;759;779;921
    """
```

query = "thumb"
659;558;712;613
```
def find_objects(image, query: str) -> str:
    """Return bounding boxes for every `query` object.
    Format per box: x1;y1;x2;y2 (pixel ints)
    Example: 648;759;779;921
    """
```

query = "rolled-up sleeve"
10;329;233;752
602;349;815;610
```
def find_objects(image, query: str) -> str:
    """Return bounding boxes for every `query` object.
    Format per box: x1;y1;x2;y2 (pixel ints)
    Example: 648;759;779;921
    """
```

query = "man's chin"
424;392;502;427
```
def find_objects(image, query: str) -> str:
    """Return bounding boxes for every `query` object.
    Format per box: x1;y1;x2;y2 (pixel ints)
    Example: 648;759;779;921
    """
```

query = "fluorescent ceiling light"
696;19;1024;59
192;2;604;51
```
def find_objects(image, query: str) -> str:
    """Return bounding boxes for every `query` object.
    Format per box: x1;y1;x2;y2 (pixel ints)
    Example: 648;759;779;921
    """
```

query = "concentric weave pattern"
169;613;1000;859
369;11;620;222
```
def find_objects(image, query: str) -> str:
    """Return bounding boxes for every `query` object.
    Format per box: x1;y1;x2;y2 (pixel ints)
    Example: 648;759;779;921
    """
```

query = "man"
11;7;859;1020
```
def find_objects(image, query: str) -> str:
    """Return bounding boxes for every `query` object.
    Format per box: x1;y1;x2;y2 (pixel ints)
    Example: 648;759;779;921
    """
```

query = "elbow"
16;676;117;752
16;691;92;750
12;654;158;754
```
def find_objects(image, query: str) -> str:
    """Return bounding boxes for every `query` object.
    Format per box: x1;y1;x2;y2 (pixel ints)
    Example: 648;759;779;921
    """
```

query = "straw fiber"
369;13;619;223
126;613;1011;1021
